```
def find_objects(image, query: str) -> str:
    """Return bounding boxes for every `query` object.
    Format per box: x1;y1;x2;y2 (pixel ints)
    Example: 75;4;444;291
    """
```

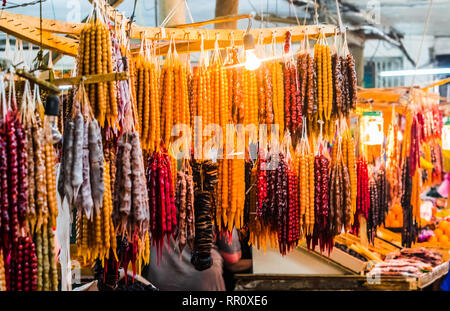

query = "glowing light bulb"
244;49;261;71
397;130;403;141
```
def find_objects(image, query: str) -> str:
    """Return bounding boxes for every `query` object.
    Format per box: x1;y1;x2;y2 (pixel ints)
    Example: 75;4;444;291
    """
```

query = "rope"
129;0;138;23
185;0;194;24
159;0;183;27
39;0;43;60
411;0;433;88
159;0;194;28
302;1;310;26
289;0;300;26
313;0;319;25
0;0;46;10
259;0;263;27
335;0;345;34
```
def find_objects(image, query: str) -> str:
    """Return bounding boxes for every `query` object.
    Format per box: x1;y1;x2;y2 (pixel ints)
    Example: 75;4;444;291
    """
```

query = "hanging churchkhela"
112;100;150;275
0;250;6;291
283;32;302;138
0;79;37;292
26;85;58;292
401;157;417;248
0;66;59;292
339;33;357;118
342;124;357;226
112;30;138;136
134;40;161;153
159;39;189;190
297;118;315;240
308;128;332;254
269;38;285;139
297;36;316;137
366;163;389;244
145;150;176;263
77;13;118;129
175;162;195;254
282;149;301;255
331;33;357;118
253;137;300;256
247;160;278;252
352;156;370;234
224;48;246;233
313;33;333;137
191;160;217;271
386;108;402;205
58;84;112;264
328;121;352;236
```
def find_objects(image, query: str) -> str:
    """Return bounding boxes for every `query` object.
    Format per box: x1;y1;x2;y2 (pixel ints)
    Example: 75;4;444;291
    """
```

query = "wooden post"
347;30;366;87
159;0;186;27
215;0;240;29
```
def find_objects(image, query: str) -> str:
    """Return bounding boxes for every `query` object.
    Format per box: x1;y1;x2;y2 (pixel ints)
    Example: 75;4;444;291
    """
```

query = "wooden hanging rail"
141;24;339;56
52;72;129;86
132;24;338;43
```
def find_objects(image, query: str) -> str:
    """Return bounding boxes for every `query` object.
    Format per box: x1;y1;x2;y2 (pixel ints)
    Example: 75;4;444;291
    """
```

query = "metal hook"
245;17;252;34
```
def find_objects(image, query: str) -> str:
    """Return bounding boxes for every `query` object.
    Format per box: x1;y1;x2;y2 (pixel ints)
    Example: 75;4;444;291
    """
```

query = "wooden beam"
215;0;240;30
15;68;60;93
0;11;84;36
254;13;310;25
52;72;129;86
423;77;450;92
172;14;251;29
0;12;78;57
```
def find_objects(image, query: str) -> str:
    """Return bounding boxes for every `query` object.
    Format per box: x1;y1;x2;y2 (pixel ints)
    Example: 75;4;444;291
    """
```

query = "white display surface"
252;245;347;275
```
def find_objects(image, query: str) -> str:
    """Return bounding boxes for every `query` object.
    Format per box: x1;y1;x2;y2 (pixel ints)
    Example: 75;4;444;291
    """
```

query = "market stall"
0;0;447;292
235;84;449;291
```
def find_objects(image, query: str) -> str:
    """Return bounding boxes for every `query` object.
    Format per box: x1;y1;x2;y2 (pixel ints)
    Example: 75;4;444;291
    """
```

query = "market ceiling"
3;0;450;36
341;0;450;37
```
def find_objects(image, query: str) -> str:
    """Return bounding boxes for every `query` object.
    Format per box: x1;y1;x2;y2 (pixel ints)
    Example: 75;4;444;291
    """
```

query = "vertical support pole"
159;0;186;27
214;0;240;29
349;42;365;87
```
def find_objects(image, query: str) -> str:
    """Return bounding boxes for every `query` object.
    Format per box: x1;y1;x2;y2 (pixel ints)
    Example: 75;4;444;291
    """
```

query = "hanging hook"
184;30;190;55
245;17;252;35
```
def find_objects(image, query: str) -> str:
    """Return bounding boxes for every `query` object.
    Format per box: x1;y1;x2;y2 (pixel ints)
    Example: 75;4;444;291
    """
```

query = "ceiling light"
379;68;450;77
243;33;261;71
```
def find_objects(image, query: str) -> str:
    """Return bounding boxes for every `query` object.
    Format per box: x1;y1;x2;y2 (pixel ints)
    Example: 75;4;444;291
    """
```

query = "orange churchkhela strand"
78;18;117;129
